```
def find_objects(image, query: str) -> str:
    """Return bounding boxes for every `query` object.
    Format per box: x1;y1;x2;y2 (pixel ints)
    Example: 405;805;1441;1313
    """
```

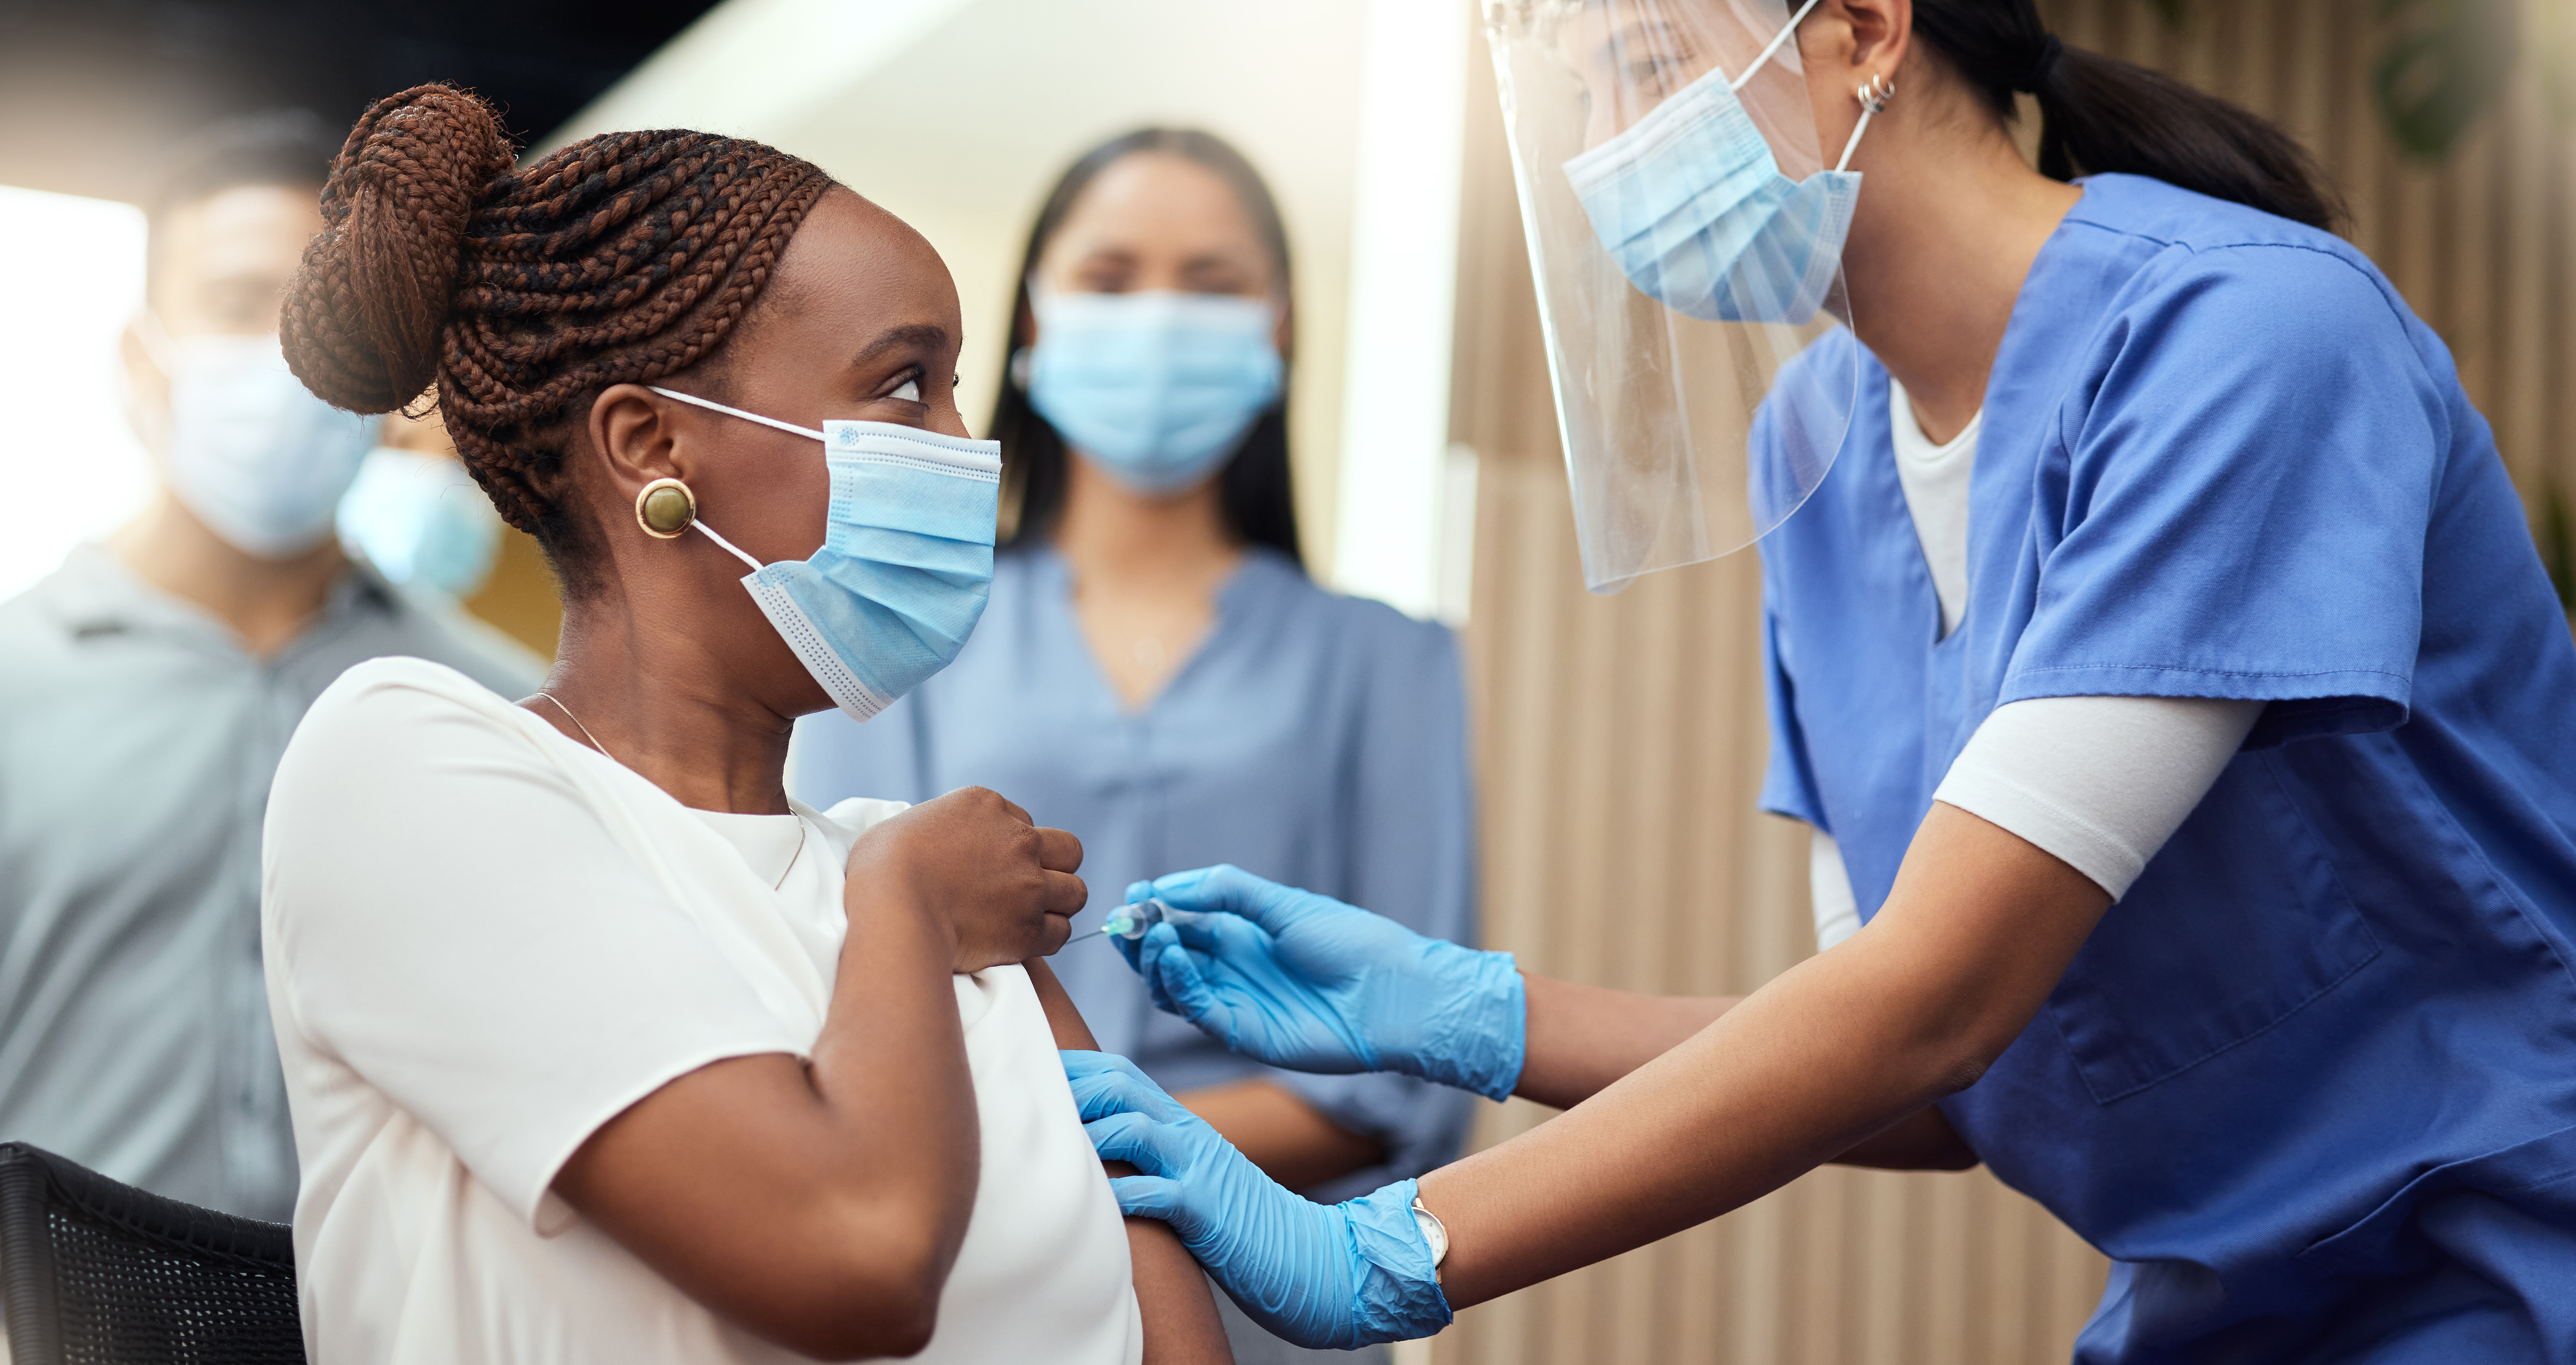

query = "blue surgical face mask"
1024;290;1283;495
649;387;1000;722
338;446;503;598
143;322;375;558
1562;0;1869;325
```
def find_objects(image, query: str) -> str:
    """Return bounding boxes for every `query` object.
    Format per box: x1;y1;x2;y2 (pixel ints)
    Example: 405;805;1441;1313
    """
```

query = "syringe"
1066;897;1194;944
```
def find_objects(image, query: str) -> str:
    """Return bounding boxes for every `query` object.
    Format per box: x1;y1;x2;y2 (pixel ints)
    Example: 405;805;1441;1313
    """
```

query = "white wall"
550;0;1382;578
0;186;151;600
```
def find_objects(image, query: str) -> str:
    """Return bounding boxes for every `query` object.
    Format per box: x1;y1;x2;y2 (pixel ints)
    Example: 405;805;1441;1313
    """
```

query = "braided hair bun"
284;86;511;415
281;83;835;553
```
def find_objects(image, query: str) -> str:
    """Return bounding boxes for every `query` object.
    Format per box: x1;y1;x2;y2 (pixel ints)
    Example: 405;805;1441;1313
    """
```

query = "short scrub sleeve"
1758;594;1830;829
2002;245;2444;748
264;665;807;1229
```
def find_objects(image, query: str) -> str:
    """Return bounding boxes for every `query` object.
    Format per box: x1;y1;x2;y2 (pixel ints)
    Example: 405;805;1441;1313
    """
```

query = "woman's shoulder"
2070;175;2407;326
279;657;550;798
1233;550;1457;660
299;655;532;738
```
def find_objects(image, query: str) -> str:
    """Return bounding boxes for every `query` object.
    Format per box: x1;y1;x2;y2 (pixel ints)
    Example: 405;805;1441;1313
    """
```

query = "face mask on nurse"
1563;0;1882;325
1022;290;1284;495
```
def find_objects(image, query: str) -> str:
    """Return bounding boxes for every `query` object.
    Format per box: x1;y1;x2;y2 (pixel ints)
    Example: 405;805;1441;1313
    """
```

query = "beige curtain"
1431;3;2572;1361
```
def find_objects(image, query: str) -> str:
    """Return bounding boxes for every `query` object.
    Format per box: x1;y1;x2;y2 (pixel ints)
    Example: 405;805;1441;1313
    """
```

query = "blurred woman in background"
794;127;1476;1364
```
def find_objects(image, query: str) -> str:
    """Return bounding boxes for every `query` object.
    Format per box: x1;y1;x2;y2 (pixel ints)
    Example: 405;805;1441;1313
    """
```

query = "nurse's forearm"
1514;973;1979;1168
1513;977;1738;1109
1420;803;2107;1308
1179;1080;1385;1190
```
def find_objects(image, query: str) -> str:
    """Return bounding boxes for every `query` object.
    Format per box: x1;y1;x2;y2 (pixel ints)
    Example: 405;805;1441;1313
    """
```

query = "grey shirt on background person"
0;543;542;1221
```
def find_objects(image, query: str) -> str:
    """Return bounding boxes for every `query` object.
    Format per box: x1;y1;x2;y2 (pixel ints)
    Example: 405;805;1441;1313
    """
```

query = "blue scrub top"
795;544;1478;1202
1756;175;2576;1362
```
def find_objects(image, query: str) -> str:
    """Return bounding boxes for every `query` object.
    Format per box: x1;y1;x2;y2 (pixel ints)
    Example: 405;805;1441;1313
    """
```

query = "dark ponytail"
1912;0;2344;232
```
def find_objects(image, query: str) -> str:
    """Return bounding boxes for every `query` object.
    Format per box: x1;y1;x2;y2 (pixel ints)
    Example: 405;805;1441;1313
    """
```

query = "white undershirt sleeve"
1809;829;1862;952
1933;694;2265;900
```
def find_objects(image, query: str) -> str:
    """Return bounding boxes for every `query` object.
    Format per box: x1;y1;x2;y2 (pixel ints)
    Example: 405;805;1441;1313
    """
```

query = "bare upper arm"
1027;957;1232;1363
1027;957;1100;1050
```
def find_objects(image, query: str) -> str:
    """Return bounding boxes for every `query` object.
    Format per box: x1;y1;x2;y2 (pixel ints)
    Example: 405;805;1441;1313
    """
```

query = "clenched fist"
846;787;1086;971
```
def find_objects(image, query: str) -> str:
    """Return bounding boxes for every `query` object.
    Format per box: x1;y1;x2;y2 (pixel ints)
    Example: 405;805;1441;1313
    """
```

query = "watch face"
1411;1198;1451;1267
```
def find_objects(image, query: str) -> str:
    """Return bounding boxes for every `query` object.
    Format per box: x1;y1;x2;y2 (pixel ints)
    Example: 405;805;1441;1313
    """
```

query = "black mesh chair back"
0;1143;304;1365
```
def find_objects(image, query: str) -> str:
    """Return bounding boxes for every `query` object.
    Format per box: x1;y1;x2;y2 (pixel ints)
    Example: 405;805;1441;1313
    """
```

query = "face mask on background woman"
134;315;375;558
337;444;503;598
1021;290;1284;495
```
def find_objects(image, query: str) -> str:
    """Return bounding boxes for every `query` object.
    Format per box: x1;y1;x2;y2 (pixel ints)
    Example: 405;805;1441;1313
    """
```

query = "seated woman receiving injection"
260;86;1229;1365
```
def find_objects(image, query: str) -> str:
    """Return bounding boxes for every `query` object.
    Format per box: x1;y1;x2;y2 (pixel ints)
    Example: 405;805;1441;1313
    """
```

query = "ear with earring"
1835;72;1897;171
635;477;697;538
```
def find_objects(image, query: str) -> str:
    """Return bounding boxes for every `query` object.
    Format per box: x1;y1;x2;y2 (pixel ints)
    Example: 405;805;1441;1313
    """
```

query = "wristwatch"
1410;1196;1450;1270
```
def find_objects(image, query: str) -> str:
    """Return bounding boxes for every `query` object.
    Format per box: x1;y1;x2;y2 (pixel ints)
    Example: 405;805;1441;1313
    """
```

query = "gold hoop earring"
1857;72;1896;114
635;477;697;539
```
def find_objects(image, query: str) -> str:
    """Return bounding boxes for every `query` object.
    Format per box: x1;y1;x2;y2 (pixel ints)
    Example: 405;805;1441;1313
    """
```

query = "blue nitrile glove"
1063;1051;1451;1348
1114;865;1525;1101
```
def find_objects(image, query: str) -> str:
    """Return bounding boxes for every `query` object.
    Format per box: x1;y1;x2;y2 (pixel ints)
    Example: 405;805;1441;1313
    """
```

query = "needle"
1066;898;1170;946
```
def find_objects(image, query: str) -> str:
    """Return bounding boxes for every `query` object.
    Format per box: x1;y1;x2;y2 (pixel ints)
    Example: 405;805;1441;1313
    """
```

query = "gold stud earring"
635;477;697;539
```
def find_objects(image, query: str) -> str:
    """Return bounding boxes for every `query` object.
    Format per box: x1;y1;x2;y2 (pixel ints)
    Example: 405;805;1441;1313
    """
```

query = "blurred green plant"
2144;0;2530;159
2372;0;2523;158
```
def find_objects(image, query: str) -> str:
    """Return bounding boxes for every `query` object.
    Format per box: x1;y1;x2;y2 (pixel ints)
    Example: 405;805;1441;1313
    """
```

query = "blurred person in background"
794;127;1475;1365
0;110;540;1222
339;401;506;601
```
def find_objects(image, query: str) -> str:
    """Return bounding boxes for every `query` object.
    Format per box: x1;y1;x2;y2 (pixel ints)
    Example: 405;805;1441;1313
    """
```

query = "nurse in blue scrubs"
1058;2;2576;1360
796;127;1475;1357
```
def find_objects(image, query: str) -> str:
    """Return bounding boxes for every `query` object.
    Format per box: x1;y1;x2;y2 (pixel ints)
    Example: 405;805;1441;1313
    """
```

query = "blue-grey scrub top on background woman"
795;544;1477;1201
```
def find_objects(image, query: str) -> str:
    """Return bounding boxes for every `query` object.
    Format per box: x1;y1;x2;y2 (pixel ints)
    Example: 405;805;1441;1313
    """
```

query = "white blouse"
260;656;1139;1365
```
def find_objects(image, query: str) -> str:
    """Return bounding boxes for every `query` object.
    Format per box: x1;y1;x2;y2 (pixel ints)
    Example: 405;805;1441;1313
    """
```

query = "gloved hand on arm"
1062;1051;1452;1348
1115;865;1526;1101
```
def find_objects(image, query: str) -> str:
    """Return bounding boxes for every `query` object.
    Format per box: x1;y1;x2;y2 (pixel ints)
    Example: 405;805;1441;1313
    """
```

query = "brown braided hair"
280;84;836;588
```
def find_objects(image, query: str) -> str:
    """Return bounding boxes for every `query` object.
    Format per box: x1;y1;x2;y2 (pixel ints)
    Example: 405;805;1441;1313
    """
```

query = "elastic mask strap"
642;387;809;573
648;385;827;444
1730;0;1827;92
692;519;765;573
1835;106;1874;173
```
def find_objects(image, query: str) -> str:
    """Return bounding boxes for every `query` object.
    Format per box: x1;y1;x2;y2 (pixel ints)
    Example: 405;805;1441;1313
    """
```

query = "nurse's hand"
846;786;1086;971
1063;1051;1451;1349
1118;865;1525;1101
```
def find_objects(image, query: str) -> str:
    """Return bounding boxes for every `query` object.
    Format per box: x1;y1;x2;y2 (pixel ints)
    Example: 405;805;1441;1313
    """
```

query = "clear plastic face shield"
1485;0;1865;591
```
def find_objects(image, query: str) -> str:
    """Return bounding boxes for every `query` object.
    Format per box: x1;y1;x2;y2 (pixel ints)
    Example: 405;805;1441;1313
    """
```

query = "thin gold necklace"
535;691;807;891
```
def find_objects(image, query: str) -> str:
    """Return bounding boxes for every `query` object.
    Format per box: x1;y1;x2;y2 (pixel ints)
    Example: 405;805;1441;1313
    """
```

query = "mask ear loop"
1730;0;1827;92
642;385;804;573
692;519;765;572
1837;73;1895;172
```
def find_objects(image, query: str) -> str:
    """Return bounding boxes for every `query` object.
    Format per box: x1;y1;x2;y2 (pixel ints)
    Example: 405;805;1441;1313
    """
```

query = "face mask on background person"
1562;0;1874;325
137;316;376;558
645;386;1002;723
337;445;504;598
1022;290;1284;495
